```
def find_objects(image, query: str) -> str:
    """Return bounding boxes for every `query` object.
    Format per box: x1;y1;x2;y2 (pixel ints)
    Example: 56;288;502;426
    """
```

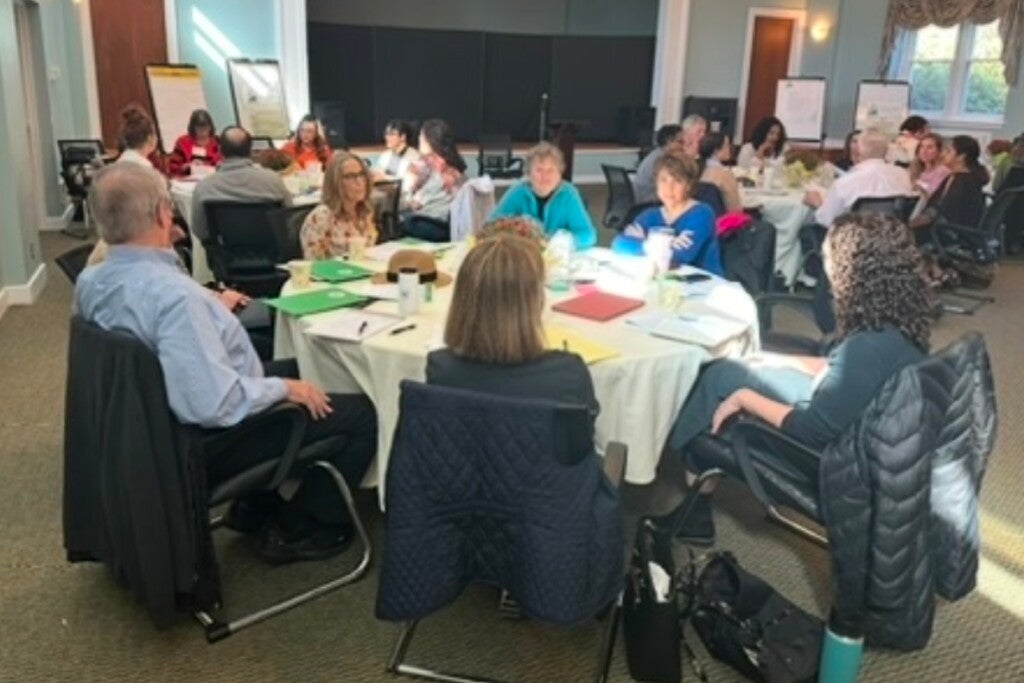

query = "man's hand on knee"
284;379;333;420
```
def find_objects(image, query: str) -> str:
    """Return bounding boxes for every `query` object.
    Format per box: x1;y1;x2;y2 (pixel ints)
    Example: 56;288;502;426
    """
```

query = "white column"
277;0;308;125
163;0;178;62
76;0;102;138
650;0;691;128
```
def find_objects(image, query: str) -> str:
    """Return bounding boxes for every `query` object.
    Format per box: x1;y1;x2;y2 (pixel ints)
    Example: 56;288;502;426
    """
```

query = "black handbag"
690;552;823;683
622;518;683;683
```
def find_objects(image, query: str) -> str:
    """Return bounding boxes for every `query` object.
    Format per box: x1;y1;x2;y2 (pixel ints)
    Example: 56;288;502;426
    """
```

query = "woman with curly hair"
665;212;933;543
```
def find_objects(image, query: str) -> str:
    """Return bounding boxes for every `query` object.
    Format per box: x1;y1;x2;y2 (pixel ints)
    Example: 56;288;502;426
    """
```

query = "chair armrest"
730;416;821;471
201;402;308;492
603;441;627;488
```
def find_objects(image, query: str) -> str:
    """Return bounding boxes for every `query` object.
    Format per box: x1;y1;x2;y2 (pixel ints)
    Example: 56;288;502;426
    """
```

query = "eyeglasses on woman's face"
341;172;365;182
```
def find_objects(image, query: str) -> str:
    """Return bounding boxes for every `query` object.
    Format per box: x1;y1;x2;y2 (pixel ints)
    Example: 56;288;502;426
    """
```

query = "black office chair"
850;194;917;223
63;317;371;641
203;200;286;296
694;181;726;218
374;179;403;242
601;164;637;231
265;204;317;262
54;244;96;284
677;333;994;650
58;139;105;226
477;134;523;179
378;381;626;683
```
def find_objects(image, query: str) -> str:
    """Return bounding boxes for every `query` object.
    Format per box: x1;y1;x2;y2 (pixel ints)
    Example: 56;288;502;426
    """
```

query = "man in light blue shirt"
76;162;376;563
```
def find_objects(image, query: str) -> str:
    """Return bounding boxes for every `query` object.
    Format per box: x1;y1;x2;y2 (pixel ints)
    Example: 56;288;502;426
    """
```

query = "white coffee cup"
288;260;312;288
397;268;421;316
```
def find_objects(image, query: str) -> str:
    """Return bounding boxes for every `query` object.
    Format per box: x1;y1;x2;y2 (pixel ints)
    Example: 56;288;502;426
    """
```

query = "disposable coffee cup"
645;228;674;275
397;267;421;316
288;260;312;289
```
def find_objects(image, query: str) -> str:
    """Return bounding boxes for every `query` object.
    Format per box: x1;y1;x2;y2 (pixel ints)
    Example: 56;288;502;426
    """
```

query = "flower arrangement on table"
782;149;835;189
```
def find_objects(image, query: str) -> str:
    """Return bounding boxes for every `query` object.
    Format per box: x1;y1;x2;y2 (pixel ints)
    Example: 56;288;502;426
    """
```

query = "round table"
273;246;760;507
741;188;812;287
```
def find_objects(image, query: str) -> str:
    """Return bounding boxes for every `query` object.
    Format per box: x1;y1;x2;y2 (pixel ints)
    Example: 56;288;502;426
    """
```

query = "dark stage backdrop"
307;22;654;145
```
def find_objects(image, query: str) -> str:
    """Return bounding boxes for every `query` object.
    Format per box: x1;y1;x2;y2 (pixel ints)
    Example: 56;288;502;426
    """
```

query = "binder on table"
311;260;374;283
265;288;368;317
551;291;645;322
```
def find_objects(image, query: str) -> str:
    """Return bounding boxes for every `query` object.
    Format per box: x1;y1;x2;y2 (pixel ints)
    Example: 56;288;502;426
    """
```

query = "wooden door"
89;0;166;149
742;16;794;141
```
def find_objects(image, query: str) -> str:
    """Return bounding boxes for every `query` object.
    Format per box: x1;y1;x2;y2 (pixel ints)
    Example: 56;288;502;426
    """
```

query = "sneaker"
258;519;354;565
651;493;716;547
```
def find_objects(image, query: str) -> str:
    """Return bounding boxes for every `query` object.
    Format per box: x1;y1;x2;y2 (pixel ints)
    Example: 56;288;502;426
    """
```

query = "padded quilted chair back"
821;332;996;650
377;381;623;626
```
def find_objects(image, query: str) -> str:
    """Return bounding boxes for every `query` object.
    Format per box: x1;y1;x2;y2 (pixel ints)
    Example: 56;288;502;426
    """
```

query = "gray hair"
88;163;170;244
858;129;889;160
524;141;564;173
681;114;707;133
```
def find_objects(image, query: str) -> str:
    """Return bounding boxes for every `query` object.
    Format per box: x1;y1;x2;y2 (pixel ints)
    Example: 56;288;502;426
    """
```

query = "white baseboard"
6;263;48;306
0;288;10;321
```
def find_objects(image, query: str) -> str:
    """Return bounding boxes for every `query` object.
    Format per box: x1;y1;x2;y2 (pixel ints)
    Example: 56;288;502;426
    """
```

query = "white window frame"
894;21;1006;129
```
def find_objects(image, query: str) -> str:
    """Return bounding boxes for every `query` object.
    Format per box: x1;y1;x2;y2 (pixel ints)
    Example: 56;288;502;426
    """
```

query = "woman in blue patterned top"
611;153;722;275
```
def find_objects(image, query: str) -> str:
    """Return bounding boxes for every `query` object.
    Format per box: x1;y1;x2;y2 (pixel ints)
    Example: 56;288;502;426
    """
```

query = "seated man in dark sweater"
668;213;933;544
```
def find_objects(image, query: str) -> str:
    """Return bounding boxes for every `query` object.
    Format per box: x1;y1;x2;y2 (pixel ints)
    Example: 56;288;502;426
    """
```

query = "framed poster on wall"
227;59;291;139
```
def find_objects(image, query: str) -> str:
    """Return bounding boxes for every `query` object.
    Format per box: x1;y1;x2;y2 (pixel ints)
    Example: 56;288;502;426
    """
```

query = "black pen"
358;320;368;335
389;323;417;336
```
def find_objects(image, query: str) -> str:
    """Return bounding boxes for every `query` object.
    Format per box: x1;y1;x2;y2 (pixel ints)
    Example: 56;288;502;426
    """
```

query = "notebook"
551;291;646;322
311;260;374;283
625;311;749;348
544;325;620;365
264;288;368;317
303;310;402;342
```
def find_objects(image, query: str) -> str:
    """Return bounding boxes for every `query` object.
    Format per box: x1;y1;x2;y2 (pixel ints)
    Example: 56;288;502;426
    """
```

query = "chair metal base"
194;460;372;643
386;597;621;683
940;289;995;316
764;503;828;547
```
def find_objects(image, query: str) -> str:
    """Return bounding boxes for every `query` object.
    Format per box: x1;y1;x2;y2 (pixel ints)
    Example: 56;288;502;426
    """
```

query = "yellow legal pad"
544;325;620;365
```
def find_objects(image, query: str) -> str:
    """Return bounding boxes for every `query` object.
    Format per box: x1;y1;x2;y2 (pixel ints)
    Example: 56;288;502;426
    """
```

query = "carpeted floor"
1;221;1023;682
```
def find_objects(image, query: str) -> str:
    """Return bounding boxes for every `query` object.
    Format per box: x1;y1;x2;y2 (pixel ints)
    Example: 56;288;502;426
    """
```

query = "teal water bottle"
818;613;864;683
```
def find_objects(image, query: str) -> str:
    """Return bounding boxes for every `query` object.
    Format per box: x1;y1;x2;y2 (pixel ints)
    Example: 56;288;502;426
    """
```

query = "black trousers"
400;213;450;242
205;359;377;526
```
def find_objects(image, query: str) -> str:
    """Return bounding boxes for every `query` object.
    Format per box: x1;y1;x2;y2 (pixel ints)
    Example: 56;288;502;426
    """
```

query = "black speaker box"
617;105;656;146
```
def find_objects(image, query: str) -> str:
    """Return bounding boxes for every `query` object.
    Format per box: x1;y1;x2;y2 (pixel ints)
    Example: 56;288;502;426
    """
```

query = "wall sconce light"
810;20;830;43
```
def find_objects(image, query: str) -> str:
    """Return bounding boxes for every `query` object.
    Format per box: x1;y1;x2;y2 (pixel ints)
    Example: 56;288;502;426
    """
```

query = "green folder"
311;260;374;283
265;287;368;317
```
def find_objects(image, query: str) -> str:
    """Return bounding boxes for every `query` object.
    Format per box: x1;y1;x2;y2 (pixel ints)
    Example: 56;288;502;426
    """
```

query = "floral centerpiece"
782;149;833;189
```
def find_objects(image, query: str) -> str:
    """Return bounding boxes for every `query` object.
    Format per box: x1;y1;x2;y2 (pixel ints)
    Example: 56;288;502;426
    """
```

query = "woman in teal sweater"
490;142;597;249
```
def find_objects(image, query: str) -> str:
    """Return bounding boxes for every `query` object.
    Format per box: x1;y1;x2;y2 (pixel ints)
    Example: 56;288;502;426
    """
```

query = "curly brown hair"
825;213;933;351
475;216;547;246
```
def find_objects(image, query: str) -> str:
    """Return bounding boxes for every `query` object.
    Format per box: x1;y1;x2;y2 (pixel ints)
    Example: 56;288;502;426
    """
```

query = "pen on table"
390;323;417;336
358;320;368;336
562;339;569;352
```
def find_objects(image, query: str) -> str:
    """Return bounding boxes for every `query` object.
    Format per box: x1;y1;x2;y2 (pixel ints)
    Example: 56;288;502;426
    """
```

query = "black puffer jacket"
819;332;996;650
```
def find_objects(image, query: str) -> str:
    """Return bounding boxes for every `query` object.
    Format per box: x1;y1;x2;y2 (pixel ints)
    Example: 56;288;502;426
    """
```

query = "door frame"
736;7;806;143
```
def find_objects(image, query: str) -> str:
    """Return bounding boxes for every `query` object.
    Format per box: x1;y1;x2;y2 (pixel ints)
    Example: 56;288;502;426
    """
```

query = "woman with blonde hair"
909;132;950;197
281;114;332;170
426;232;598;426
300;151;377;259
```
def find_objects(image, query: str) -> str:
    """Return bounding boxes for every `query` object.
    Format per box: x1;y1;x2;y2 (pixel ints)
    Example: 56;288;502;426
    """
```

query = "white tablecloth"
170;179;321;285
272;248;760;507
741;188;811;287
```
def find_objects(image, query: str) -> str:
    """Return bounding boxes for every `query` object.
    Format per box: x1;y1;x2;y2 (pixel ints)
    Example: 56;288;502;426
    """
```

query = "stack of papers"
264;288;367;316
311;260;374;283
304;310;402;342
626;311;749;348
544;325;620;365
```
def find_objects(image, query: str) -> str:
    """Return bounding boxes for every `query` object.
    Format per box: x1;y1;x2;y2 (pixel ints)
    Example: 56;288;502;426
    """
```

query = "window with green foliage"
898;21;1007;122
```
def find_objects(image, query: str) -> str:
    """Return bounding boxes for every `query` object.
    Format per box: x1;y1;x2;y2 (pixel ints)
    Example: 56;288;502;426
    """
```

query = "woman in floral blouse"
300;152;377;259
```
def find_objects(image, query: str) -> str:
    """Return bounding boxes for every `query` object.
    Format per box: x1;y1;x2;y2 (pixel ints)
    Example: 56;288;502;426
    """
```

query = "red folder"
552;291;645;322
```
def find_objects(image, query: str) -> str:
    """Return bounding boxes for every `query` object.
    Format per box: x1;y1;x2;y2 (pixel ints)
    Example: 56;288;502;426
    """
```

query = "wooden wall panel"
89;0;166;149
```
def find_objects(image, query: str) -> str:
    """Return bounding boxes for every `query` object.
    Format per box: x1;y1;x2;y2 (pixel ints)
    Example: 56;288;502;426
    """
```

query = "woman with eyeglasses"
282;114;333;171
371;119;420;186
300;152;377;259
168;108;222;177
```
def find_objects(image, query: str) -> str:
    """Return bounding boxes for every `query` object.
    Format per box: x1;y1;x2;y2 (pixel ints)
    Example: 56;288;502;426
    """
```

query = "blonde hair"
322;151;373;222
525;141;565;173
444;235;546;364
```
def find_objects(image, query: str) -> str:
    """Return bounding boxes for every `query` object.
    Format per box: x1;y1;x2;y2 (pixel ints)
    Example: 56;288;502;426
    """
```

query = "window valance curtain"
878;0;1024;85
